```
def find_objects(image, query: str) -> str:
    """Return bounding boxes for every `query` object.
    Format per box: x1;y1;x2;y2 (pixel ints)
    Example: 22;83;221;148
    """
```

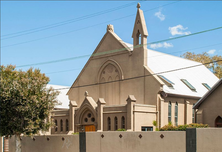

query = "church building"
50;3;218;134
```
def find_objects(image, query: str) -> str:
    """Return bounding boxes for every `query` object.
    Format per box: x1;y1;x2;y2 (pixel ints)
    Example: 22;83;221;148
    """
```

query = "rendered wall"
8;129;222;152
86;132;185;152
196;128;222;152
162;97;197;127
197;84;222;126
9;135;79;152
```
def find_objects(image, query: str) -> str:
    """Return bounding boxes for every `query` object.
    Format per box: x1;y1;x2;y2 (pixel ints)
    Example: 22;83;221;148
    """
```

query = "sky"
1;1;222;87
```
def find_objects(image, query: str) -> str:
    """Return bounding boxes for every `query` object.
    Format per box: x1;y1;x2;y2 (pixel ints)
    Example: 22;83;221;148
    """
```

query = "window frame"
107;117;111;131
121;116;125;129
55;119;58;132
175;102;178;126
114;117;118;130
66;119;69;132
168;101;172;123
202;83;211;90
60;119;63;132
181;79;196;91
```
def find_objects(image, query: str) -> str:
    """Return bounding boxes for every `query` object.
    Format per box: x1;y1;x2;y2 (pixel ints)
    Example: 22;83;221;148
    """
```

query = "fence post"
186;128;196;152
79;132;86;152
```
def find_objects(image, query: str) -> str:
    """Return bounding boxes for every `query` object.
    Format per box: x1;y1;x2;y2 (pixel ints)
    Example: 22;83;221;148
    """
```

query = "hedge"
159;123;208;131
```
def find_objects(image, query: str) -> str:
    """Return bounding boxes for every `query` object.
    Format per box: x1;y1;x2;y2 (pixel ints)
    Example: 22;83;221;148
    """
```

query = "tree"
181;52;222;78
0;65;59;152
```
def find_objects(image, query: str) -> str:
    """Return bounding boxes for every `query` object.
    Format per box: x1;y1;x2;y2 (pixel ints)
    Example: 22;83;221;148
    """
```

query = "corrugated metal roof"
125;42;219;97
46;84;69;109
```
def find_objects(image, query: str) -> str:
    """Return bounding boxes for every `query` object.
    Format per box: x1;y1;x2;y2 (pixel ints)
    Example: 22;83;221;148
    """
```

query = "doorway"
85;125;96;132
215;116;222;127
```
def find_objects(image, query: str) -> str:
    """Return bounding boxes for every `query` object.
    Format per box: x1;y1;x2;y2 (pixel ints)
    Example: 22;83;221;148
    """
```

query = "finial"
107;24;114;32
137;3;141;9
84;91;89;97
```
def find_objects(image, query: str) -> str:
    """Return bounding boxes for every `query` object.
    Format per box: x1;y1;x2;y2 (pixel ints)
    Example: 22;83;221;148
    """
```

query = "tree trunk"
15;134;21;152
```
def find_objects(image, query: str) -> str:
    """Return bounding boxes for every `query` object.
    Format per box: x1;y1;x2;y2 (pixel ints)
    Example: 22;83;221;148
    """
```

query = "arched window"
121;116;125;129
66;119;69;131
60;119;63;132
107;117;111;131
175;102;178;126
192;104;195;123
114;117;118;130
168;102;171;123
55;119;58;132
215;116;222;127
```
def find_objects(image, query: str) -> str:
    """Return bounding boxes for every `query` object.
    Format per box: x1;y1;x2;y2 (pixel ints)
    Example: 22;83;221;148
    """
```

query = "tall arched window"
175;102;178;126
115;117;118;130
121;116;125;129
168;102;171;123
60;119;63;132
192;104;195;123
66;119;69;131
98;61;122;105
107;117;111;131
55;119;58;132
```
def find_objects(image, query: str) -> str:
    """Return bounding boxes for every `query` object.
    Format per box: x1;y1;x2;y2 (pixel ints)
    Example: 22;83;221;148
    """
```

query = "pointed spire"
132;3;148;47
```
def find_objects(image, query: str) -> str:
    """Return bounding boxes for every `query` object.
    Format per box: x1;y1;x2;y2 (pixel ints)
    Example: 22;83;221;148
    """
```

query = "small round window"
87;113;92;118
91;117;95;122
84;118;88;122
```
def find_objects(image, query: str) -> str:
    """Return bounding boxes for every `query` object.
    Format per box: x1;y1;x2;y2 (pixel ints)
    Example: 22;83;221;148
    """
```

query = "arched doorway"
80;110;96;132
215;116;222;127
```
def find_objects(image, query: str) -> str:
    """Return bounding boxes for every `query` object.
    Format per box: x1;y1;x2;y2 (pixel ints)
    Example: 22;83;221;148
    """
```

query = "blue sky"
1;1;222;86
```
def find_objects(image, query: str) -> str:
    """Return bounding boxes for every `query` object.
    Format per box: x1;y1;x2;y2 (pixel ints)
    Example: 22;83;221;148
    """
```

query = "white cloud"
208;49;216;54
169;25;191;36
154;10;165;21
150;42;173;49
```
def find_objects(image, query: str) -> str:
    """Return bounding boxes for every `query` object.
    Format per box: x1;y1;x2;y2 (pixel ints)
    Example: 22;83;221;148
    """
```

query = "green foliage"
116;128;126;131
159;123;209;131
181;52;222;78
168;121;172;125
153;120;159;131
152;120;157;127
72;132;79;135
0;65;59;137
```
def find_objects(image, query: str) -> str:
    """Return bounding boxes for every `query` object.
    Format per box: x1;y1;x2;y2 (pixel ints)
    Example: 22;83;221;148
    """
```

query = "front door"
85;125;96;132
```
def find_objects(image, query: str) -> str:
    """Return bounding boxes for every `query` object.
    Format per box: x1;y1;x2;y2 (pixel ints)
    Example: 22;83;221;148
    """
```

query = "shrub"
116;128;126;131
153;120;157;127
159;123;208;131
72;132;79;135
159;124;177;131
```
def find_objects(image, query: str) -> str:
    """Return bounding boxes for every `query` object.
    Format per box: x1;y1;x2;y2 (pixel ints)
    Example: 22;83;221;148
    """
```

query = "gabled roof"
46;84;69;109
67;28;131;95
193;78;222;109
125;43;219;98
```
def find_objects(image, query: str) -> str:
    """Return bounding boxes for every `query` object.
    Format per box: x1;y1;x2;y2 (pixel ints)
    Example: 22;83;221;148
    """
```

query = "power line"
1;1;180;48
1;2;138;40
53;59;222;91
15;26;222;68
45;42;222;75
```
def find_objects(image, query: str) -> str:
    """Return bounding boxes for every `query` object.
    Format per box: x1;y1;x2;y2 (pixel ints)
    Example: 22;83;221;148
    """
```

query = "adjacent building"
193;79;222;127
